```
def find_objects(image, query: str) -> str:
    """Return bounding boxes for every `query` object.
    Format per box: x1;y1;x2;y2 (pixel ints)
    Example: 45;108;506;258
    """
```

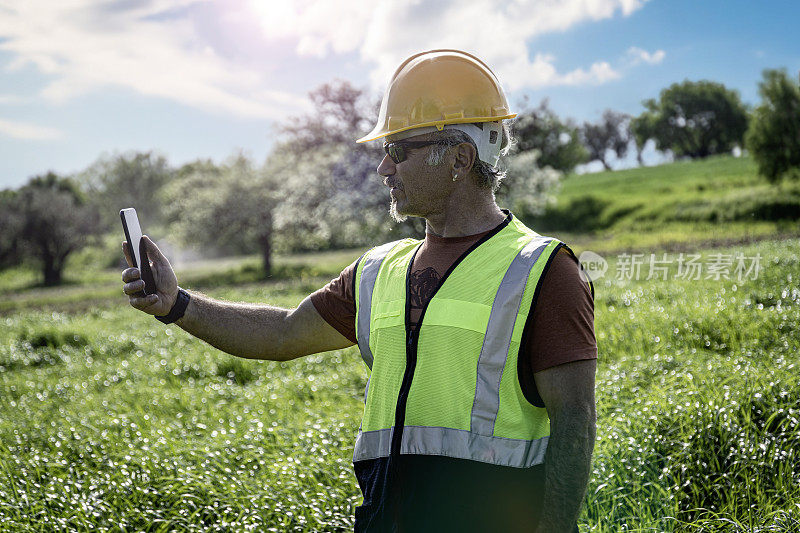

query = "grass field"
2;235;799;531
2;156;800;531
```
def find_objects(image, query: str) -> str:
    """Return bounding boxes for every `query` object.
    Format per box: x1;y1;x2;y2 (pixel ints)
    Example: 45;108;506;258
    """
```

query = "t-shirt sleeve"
310;259;359;344
524;246;597;374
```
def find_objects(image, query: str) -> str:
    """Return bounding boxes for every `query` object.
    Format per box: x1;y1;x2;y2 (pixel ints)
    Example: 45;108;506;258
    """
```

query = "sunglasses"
383;140;454;164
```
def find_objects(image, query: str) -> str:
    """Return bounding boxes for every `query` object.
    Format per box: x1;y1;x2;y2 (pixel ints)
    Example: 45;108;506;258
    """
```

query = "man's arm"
174;292;354;360
533;358;597;533
122;236;355;361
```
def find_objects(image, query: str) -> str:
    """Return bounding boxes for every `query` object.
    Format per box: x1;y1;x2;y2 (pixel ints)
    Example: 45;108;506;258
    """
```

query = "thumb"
142;235;168;265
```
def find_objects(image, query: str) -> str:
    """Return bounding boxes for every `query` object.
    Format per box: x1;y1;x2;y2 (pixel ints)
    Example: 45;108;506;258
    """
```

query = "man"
122;49;596;532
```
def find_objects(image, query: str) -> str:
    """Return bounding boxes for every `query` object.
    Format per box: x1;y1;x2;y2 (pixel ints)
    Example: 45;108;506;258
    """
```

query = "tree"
512;99;589;172
632;80;748;159
163;155;280;275
275;81;565;244
0;189;24;269
745;68;800;183
79;151;173;230
15;173;102;285
580;110;632;170
268;145;377;252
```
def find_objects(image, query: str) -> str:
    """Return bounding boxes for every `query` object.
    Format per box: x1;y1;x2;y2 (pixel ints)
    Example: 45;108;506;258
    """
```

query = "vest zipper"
388;331;418;457
389;248;422;460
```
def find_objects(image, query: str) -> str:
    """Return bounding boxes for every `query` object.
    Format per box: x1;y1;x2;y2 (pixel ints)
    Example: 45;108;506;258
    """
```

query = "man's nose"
377;154;396;179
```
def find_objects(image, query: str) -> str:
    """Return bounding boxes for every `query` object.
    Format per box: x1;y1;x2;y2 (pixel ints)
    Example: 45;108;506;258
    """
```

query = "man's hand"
122;235;179;316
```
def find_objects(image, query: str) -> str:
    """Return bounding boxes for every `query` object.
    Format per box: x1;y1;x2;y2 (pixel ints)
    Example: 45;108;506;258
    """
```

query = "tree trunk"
600;158;612;171
43;255;62;286
259;232;272;278
258;209;274;278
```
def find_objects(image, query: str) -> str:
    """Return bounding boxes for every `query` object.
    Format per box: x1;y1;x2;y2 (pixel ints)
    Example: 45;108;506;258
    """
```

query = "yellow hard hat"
356;49;516;143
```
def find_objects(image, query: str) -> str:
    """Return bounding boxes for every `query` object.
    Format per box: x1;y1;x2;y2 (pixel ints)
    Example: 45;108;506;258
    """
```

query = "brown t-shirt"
310;221;597;405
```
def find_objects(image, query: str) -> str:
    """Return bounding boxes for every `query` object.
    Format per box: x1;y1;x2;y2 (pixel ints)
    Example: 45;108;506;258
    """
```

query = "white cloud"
0;118;62;140
626;47;666;65
0;0;310;120
0;0;655;126
494;53;621;90
0;94;29;104
557;61;621;86
251;0;649;91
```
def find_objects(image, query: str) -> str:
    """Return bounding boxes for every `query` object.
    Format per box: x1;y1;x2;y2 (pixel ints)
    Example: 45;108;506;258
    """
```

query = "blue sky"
1;0;798;189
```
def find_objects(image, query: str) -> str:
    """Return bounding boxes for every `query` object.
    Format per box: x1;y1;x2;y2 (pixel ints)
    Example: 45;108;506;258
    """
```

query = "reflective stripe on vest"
355;239;406;370
353;217;562;468
470;236;554;436
353;425;549;468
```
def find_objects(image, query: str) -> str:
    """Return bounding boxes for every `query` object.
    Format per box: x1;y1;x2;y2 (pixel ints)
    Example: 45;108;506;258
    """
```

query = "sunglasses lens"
386;144;404;164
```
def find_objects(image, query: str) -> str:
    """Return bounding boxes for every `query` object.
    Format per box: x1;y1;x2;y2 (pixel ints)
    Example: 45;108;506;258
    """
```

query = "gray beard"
389;199;408;223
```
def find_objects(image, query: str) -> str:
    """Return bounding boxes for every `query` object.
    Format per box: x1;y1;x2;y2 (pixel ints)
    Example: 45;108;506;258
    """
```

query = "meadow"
2;156;800;531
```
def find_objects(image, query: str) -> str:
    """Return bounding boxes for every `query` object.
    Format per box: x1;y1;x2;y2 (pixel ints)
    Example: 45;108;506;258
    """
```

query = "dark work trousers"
354;455;581;532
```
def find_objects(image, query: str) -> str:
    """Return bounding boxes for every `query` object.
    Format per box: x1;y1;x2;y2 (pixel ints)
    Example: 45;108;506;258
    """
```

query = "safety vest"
353;215;568;468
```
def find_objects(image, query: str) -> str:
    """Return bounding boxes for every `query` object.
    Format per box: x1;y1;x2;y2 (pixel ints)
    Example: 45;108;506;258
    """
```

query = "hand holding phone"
120;208;156;296
120;208;179;316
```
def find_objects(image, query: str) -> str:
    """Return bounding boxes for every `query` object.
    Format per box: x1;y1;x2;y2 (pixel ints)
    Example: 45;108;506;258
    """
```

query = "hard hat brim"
356;114;517;144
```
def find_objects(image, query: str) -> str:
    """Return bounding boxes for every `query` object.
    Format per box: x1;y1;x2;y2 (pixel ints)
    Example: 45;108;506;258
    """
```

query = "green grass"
585;238;800;531
1;236;799;531
1;295;364;531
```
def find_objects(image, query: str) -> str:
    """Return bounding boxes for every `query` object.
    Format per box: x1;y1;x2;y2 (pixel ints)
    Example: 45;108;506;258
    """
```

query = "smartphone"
120;208;156;296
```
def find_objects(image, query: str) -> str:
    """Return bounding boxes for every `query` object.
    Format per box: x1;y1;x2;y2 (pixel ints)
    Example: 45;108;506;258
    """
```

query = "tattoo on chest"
409;266;441;309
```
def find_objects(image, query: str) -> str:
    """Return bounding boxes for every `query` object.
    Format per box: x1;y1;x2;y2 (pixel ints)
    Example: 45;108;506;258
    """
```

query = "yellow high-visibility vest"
353;215;578;468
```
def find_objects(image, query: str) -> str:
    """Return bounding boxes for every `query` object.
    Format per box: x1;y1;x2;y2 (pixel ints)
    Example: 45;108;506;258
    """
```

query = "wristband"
155;288;191;324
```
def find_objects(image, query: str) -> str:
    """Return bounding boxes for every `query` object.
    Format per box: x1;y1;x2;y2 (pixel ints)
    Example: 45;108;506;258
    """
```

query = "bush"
19;328;89;350
526;195;611;233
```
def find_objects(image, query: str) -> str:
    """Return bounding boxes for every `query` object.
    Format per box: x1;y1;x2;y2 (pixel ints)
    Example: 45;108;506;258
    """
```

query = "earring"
452;173;458;182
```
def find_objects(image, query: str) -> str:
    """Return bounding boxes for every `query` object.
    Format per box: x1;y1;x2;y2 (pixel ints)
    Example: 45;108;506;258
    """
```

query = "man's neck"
424;200;507;238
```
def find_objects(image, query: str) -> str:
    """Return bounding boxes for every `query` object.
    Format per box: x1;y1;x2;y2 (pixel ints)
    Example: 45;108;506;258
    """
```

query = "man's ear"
452;142;477;173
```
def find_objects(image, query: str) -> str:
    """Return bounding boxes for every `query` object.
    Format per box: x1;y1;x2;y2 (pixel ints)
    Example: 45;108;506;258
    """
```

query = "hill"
524;155;800;254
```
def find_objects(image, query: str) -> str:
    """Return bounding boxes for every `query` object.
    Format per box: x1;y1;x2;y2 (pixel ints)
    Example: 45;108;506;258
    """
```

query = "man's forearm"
536;408;596;533
174;290;292;360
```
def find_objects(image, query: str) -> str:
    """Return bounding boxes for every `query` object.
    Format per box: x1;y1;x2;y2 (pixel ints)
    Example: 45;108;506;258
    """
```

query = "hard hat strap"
445;123;503;168
387;123;503;167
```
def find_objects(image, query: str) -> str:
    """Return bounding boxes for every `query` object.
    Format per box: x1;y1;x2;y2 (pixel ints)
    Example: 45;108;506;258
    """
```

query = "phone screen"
120;208;143;269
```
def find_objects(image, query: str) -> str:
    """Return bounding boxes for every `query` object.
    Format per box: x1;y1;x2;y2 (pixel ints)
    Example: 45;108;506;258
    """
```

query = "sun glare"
248;0;301;38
